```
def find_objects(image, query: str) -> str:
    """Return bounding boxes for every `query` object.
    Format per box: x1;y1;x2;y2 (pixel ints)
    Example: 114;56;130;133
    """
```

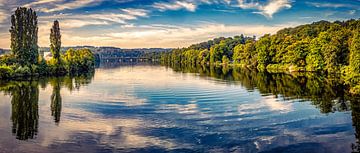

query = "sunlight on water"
0;65;358;153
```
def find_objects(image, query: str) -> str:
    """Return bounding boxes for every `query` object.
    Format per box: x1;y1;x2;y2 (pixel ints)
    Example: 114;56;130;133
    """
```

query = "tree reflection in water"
0;72;94;140
9;81;39;140
50;78;62;124
1;64;360;151
169;64;360;150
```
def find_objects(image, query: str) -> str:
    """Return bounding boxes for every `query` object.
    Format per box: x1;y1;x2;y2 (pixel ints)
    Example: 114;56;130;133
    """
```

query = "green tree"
197;49;209;65
10;7;38;66
284;39;309;67
222;55;230;65
50;20;61;65
350;30;360;73
210;41;229;64
233;44;244;64
256;34;271;71
306;38;325;71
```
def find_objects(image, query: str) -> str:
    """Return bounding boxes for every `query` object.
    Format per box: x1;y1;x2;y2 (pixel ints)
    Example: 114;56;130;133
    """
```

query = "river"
0;64;359;153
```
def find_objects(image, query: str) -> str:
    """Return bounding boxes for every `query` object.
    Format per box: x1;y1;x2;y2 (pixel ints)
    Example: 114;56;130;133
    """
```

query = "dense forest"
0;7;95;79
160;19;360;94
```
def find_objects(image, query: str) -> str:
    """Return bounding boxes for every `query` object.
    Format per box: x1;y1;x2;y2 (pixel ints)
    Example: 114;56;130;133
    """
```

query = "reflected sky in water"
0;65;358;153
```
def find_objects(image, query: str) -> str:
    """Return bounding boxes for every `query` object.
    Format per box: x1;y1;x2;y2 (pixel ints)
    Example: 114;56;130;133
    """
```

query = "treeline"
0;7;95;79
161;35;255;66
160;19;360;94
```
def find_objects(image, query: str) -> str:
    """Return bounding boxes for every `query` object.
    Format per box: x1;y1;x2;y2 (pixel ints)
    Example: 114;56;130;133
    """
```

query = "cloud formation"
0;10;6;23
53;22;295;48
24;0;102;13
153;1;197;12
0;0;356;49
237;0;292;19
306;2;359;9
39;8;149;27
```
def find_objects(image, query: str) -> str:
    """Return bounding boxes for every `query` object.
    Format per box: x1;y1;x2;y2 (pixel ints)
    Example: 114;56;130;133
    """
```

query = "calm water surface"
0;64;359;153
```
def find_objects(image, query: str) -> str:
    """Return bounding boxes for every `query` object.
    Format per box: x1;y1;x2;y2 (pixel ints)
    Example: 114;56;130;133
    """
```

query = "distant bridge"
99;57;158;62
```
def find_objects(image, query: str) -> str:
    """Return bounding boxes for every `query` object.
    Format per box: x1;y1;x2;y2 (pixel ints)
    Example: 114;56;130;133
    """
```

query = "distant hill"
39;46;172;61
39;46;172;53
0;48;10;55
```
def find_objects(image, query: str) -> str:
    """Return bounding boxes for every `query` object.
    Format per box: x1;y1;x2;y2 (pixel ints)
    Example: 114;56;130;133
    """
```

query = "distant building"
43;51;52;61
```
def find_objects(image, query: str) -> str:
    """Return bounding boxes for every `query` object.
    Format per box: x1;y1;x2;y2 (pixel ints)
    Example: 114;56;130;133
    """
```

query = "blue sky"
0;0;359;48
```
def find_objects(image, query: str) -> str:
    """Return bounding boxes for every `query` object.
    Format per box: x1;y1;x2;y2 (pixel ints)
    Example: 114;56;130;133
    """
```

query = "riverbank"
0;48;95;79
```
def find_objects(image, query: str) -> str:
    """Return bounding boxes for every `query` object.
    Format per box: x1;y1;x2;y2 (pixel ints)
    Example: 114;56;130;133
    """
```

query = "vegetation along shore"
0;7;95;79
160;19;360;94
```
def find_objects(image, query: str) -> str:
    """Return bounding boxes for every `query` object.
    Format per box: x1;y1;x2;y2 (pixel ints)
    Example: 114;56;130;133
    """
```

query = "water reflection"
169;64;360;152
1;64;360;152
0;72;94;141
50;78;62;124
170;64;352;114
6;81;39;140
351;99;360;152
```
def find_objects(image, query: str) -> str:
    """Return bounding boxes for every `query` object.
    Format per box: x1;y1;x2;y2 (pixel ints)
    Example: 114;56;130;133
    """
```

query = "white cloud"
153;1;197;12
0;10;6;23
0;33;9;48
35;9;149;47
24;0;103;13
306;2;358;9
23;0;58;8
349;10;356;15
52;22;296;48
39;8;149;26
237;0;292;19
121;8;149;17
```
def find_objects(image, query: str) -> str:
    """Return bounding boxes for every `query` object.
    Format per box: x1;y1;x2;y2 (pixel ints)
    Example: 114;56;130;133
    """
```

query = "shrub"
37;58;49;75
0;54;17;65
0;65;14;78
14;66;31;77
350;84;360;95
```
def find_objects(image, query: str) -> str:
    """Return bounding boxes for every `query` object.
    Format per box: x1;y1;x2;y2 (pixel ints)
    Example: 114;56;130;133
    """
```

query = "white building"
43;52;52;61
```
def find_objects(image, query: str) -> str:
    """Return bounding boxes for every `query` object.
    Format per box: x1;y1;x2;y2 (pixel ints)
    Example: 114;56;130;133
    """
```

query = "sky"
0;0;359;49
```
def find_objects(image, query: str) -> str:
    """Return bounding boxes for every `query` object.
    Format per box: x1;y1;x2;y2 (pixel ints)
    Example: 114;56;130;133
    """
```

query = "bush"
63;48;95;74
266;64;289;71
0;65;14;78
37;58;49;75
0;54;17;65
14;66;31;77
350;84;360;95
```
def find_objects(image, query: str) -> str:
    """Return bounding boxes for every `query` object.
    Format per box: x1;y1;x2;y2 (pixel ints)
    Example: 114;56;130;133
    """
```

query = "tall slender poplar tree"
9;7;38;66
50;20;61;65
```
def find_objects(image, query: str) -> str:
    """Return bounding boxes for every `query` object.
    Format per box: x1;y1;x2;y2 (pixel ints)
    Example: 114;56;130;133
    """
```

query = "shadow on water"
0;72;94;140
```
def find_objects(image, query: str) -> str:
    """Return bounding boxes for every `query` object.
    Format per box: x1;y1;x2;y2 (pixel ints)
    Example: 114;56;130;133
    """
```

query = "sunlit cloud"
33;22;295;48
153;1;197;12
121;8;149;17
24;0;103;13
39;8;149;25
0;0;355;49
0;10;6;23
237;0;292;19
23;0;58;8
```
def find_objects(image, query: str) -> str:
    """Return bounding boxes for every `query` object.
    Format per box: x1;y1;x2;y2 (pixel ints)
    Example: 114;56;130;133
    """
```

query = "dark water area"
0;63;360;153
